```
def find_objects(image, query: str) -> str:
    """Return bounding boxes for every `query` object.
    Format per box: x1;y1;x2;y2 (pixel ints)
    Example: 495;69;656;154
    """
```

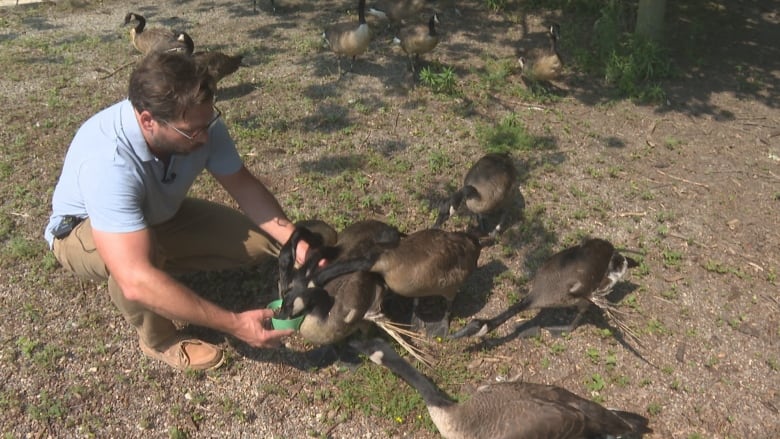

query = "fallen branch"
98;60;135;80
668;232;711;249
656;169;710;189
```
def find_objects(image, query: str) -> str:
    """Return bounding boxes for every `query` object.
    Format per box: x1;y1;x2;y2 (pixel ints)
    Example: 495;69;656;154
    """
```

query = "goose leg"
411;296;451;338
476;213;488;235
304;343;362;369
542;302;590;336
348;55;356;73
449;299;529;339
489;209;510;238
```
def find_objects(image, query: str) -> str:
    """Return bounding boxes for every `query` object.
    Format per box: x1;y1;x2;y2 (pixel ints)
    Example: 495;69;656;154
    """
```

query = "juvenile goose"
349;337;650;439
123;12;193;55
169;33;245;85
334;219;405;260
394;13;440;73
449;238;640;341
279;219;404;297
281;250;431;365
310;228;482;337
367;0;425;23
195;52;244;83
323;0;371;75
434;152;517;237
518;23;563;82
277;220;338;298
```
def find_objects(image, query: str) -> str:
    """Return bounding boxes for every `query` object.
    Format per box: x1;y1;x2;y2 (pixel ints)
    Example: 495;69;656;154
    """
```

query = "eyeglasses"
160;106;222;142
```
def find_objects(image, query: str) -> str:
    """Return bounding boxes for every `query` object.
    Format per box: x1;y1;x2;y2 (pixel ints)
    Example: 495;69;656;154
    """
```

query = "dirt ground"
0;0;778;438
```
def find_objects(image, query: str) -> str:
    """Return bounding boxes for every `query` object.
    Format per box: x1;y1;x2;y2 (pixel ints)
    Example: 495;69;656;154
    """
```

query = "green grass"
476;113;548;153
419;64;460;96
334;359;429;430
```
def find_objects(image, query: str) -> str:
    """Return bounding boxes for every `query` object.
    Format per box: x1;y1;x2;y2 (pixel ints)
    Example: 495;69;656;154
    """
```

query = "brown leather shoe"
139;335;225;371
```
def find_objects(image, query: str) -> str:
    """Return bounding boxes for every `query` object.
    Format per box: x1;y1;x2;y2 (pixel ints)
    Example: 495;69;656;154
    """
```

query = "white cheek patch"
569;281;583;294
449;205;456;216
343;309;359;324
369;351;384;365
293;297;305;315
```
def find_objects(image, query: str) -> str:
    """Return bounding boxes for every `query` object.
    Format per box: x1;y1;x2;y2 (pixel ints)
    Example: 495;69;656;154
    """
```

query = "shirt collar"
118;99;156;162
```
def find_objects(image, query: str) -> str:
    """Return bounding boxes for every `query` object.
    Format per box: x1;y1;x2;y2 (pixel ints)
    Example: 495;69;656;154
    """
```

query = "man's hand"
294;239;329;269
232;308;294;348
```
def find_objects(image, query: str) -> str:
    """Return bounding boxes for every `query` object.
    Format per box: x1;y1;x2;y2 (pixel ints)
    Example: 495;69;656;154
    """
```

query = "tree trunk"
635;0;666;42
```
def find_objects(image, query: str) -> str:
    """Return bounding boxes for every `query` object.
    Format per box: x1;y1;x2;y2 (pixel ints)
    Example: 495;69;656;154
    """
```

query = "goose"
169;34;245;84
323;0;371;75
194;52;244;84
349;337;650;439
518;23;563;82
434;152;517;237
309;228;482;338
277;220;338;298
280;243;431;365
279;219;403;297
367;0;425;23
123;12;193;55
449;238;640;341
394;13;440;73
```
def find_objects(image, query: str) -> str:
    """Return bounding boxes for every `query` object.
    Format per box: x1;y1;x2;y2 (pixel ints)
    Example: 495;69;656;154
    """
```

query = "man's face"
150;102;221;155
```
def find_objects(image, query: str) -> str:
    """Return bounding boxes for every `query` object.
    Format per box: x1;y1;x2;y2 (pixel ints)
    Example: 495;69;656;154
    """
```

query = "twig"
617;211;646;217
668;232;711;249
741;122;776;129
493;96;548;111
98;60;135;80
655;169;710;189
324;418;345;438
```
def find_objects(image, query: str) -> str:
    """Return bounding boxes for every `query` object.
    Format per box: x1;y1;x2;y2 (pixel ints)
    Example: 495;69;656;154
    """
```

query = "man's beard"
150;133;202;156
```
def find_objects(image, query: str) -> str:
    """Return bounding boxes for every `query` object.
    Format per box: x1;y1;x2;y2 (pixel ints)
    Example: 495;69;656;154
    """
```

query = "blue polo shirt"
44;99;242;247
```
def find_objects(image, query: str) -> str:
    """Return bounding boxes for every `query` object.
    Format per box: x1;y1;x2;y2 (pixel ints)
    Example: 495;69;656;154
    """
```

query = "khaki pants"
52;198;280;349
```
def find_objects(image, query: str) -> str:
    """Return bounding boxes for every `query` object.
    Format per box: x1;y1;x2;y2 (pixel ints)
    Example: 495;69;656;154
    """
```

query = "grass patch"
476;113;552;153
334;359;429;430
419;64;460;96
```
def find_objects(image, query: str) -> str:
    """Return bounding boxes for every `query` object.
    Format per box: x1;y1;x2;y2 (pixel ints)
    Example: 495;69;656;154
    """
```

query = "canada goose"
518;23;563;82
367;0;425;23
434;152;517;237
277;220;339;298
167;34;245;85
323;0;371;75
449;238;640;341
334;219;405;259
123;12;193;55
193;51;245;83
394;13;440;73
279;219;403;296
283;265;383;345
281;246;431;365
350;337;650;439
310;228;482;337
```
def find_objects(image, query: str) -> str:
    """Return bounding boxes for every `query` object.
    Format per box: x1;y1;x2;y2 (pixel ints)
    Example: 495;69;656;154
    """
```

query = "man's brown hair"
128;51;215;122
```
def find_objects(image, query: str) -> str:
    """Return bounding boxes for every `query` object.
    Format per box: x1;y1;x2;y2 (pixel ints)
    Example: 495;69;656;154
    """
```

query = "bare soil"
1;0;778;438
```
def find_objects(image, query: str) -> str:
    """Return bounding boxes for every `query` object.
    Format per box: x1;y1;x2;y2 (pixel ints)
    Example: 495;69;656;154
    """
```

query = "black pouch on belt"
52;216;84;239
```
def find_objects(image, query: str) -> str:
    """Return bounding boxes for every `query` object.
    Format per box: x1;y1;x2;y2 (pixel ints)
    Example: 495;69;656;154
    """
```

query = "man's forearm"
122;268;239;335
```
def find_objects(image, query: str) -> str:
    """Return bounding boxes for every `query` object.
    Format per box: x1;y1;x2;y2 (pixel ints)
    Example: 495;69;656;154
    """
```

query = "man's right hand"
233;308;294;348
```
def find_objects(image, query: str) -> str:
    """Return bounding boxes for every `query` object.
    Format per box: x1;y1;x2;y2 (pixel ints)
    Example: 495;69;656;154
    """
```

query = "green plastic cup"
267;299;303;330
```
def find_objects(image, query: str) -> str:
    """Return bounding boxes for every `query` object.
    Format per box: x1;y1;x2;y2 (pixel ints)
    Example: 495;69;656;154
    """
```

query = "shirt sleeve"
205;120;243;176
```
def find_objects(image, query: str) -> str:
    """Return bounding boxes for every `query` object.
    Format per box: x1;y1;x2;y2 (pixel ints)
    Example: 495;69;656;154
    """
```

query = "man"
44;51;312;371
